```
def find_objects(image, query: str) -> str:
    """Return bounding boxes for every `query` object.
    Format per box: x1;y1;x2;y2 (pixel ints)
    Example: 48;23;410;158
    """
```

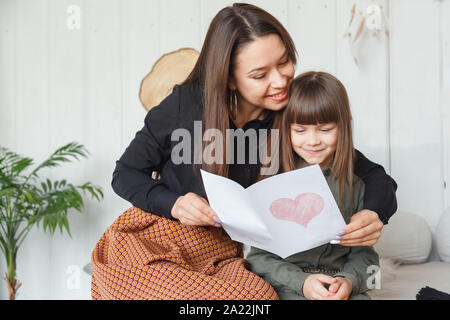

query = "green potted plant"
0;142;103;300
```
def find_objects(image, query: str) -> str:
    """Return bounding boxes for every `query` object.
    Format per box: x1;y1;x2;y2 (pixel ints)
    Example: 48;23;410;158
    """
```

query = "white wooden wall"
0;0;448;300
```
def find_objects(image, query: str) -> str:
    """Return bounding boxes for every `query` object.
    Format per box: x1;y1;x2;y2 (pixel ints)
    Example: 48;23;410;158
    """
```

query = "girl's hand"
171;192;221;227
302;274;337;300
339;209;383;246
324;277;352;300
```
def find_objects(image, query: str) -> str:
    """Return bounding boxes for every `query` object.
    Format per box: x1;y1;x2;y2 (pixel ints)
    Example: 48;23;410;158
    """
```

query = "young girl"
246;71;379;300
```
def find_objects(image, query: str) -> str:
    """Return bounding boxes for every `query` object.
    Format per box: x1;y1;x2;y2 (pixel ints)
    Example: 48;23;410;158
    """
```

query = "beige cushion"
374;211;432;264
436;208;450;263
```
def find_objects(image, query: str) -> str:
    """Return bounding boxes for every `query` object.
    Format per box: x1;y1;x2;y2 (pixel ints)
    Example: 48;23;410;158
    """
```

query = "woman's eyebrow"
247;50;288;75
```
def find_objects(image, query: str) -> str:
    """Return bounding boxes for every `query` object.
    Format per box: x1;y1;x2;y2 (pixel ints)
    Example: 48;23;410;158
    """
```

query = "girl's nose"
307;132;321;145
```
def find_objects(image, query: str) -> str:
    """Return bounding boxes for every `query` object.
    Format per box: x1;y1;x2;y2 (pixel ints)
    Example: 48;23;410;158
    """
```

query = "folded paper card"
200;165;346;258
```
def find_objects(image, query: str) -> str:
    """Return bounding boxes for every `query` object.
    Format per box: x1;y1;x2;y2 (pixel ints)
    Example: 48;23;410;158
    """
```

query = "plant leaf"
11;157;34;175
28;142;89;178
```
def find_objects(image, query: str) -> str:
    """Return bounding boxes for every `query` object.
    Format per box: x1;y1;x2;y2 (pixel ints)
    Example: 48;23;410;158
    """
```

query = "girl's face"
229;34;295;112
290;122;338;168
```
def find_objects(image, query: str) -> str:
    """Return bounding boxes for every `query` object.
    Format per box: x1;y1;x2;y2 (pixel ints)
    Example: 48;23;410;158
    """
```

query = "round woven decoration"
139;48;199;112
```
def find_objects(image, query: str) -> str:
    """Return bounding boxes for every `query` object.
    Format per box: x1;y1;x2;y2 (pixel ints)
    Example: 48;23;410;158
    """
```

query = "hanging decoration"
344;3;390;65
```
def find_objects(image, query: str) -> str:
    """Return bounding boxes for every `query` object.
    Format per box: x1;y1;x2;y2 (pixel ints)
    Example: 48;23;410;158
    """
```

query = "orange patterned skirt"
91;207;279;300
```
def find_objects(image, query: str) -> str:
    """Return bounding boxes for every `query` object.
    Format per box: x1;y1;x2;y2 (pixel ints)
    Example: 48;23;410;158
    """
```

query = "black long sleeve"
111;85;184;219
111;84;275;219
354;149;398;224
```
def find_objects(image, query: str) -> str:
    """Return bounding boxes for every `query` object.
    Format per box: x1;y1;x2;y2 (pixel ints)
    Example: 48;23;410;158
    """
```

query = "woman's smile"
267;88;289;102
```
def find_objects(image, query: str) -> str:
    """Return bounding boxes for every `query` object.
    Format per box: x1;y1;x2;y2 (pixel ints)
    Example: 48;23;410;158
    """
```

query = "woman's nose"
269;69;287;88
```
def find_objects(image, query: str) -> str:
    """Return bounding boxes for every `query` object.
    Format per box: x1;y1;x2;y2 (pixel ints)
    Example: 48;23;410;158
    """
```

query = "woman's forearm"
354;149;398;224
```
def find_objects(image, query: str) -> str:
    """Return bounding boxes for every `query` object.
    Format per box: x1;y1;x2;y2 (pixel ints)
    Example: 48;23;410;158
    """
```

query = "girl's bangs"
288;87;340;125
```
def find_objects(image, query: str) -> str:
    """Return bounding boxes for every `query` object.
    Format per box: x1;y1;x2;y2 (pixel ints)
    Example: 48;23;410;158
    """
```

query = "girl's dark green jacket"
246;167;379;298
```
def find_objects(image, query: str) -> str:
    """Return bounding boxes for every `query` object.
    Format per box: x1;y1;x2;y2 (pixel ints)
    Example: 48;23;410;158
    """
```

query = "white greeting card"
200;165;346;258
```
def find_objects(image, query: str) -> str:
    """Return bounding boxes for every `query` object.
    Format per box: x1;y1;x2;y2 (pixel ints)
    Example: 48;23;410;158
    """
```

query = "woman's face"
229;34;295;112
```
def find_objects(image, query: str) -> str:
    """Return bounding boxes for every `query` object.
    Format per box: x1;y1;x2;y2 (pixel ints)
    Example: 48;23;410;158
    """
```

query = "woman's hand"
339;210;384;246
171;192;221;227
302;274;337;300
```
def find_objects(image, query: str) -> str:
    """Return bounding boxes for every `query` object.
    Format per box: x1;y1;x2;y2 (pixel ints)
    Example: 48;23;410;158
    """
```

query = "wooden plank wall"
0;0;448;299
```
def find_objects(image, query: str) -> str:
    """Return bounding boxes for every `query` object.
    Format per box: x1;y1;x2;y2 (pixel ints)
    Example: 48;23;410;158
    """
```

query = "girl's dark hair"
280;71;356;208
182;2;297;178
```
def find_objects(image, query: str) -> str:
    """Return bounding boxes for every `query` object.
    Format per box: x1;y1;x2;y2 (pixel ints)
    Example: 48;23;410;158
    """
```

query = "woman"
91;3;397;300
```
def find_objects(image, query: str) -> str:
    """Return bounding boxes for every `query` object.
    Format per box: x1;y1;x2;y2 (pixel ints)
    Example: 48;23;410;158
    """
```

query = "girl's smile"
304;148;326;155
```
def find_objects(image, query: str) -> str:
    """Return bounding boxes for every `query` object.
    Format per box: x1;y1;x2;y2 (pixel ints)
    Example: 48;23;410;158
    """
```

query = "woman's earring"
230;90;238;120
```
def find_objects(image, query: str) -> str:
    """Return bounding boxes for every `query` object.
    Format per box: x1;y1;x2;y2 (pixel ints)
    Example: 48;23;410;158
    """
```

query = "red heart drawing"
269;193;324;228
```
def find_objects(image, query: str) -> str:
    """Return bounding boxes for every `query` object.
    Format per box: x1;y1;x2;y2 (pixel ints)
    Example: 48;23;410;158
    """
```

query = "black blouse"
112;84;397;224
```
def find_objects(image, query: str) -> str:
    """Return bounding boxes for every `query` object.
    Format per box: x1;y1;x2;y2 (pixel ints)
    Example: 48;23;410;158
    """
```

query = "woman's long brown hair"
280;72;356;208
182;3;297;178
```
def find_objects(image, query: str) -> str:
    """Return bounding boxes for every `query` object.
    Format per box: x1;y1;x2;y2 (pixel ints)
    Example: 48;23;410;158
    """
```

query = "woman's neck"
233;100;268;129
